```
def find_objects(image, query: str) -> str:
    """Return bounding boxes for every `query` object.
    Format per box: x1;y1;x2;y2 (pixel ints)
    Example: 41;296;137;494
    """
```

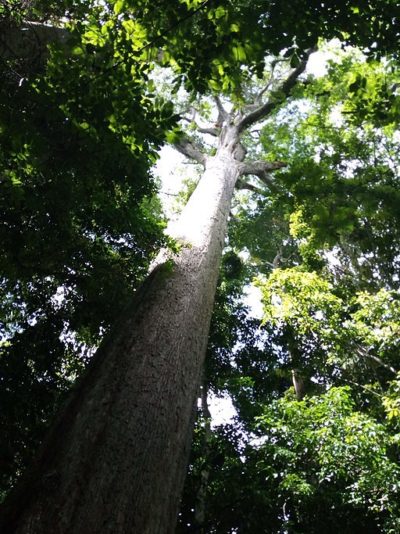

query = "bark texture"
0;130;241;534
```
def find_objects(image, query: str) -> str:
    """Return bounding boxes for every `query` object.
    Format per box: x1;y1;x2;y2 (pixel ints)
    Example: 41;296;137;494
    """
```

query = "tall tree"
0;33;318;531
1;0;400;531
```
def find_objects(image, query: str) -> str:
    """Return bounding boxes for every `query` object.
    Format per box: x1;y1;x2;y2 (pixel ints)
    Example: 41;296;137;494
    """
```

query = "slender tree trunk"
193;383;212;533
0;130;242;534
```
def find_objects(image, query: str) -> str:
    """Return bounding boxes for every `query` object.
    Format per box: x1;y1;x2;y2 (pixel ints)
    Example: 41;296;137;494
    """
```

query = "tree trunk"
0;45;310;529
193;384;212;533
0;131;242;534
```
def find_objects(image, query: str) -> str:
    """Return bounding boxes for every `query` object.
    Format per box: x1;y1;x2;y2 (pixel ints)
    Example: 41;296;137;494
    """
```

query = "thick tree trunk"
0;132;241;533
0;42;311;531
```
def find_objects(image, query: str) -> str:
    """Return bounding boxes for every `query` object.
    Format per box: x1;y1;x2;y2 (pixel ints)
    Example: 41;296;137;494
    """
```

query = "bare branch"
213;95;229;125
253;81;272;107
239;161;286;192
242;60;286;113
159;191;180;197
252;59;287;106
356;347;397;375
237;46;318;132
343;377;383;398
256;171;280;192
236;180;264;195
238;160;286;192
197;126;220;136
238;160;286;175
180;117;219;137
173;136;206;166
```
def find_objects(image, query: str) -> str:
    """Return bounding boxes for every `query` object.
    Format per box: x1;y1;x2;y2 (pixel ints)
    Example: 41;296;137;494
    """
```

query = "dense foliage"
0;0;177;495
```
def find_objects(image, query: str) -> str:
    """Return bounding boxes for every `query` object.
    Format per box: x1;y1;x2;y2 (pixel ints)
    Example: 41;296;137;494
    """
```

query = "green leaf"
113;0;125;15
214;6;226;19
71;46;84;56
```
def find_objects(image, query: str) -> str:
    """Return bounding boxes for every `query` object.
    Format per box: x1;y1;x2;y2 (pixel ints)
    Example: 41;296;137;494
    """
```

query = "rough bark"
0;126;242;534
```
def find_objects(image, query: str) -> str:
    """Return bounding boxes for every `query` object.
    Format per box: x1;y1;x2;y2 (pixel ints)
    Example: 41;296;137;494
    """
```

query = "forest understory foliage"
1;0;400;532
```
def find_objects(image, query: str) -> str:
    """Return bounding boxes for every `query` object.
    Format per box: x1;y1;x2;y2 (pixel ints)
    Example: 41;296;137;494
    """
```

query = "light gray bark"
0;124;242;534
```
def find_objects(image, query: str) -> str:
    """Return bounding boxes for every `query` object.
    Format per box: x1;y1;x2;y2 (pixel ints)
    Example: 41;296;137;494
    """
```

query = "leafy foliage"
0;0;177;495
254;387;400;533
138;0;400;93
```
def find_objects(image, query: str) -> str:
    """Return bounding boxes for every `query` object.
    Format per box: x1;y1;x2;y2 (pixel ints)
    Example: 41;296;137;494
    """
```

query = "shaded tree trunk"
0;130;242;534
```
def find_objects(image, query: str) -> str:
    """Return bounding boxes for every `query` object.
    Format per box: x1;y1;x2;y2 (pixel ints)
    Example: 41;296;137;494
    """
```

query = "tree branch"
252;58;287;106
238;160;286;175
236;180;264;195
197;126;220;136
173;136;206;165
180;117;219;137
256;171;280;192
356;347;397;375
343;377;383;398
237;46;317;132
238;160;286;192
253;80;272;107
213;95;229;125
